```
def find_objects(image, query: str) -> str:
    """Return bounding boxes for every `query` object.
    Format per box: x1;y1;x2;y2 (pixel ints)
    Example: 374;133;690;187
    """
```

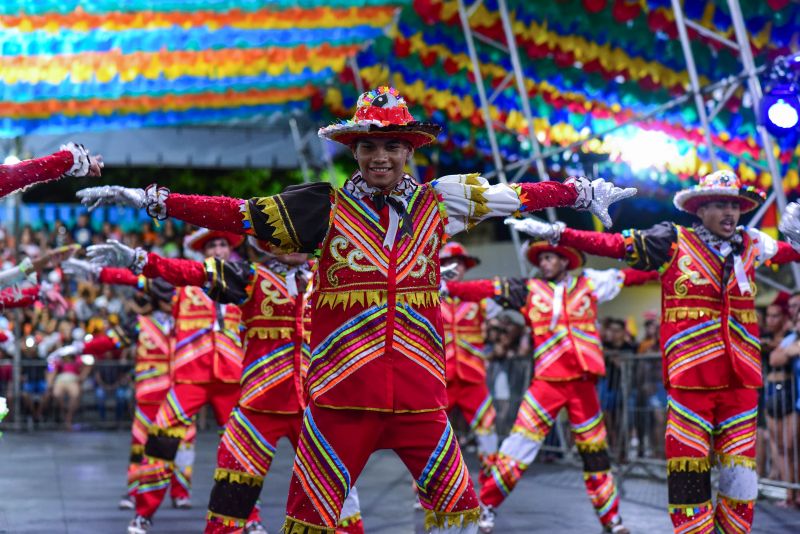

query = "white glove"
779;202;800;252
76;185;146;211
505;217;565;244
62;258;101;280
567;177;637;228
87;240;147;274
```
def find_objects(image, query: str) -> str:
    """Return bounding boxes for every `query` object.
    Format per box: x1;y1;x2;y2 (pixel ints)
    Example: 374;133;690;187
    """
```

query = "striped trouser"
666;387;758;533
480;378;622;528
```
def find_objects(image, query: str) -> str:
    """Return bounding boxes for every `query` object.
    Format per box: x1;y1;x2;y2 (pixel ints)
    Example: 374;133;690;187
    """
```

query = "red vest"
172;286;244;384
659;227;761;389
442;297;487;384
307;185;446;412
238;265;311;414
523;276;605;381
134;313;173;405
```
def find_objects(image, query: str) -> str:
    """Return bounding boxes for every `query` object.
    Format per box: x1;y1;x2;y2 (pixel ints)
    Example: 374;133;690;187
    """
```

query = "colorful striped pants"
480;378;622;528
135;381;241;519
127;402;196;501
446;378;498;465
666;387;758;533
206;406;363;534
284;405;479;534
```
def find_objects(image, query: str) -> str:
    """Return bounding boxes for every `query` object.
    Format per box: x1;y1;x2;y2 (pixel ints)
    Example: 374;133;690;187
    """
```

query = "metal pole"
457;0;526;275
348;56;365;95
727;0;800;288
497;0;556;222
289;118;312;184
745;191;775;228
671;0;719;170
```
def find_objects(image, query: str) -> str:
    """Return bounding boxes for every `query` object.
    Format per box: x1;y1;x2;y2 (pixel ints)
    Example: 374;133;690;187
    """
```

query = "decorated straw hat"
673;170;766;214
440;241;480;270
184;228;244;252
526;241;585;271
318;86;441;148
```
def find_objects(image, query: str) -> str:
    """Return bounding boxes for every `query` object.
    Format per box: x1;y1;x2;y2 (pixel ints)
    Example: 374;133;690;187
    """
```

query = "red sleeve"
82;335;117;356
142;252;206;287
560;227;626;259
165;194;247;234
0;286;39;308
99;267;139;286
447;280;496;301
0;151;74;198
0;331;8;342
517;181;578;213
621;268;660;286
770;241;800;265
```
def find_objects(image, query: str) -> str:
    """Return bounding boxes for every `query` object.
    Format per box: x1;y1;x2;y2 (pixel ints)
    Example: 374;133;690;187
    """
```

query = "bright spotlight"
3;155;20;165
612;130;680;172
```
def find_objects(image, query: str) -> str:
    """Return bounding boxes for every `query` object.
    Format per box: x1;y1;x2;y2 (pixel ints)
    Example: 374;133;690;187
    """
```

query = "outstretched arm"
446;277;529;310
78;182;332;253
621;268;661;286
433;175;636;236
87;241;254;305
0;143;102;198
0;286;39;308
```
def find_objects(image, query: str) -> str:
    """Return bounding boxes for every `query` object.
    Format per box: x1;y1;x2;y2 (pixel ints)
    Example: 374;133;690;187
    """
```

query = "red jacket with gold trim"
558;223;800;389
143;253;309;412
448;268;657;381
442;297;488;384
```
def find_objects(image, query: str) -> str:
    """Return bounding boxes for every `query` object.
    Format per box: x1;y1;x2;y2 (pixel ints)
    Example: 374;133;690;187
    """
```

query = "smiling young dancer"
507;170;800;533
76;86;636;534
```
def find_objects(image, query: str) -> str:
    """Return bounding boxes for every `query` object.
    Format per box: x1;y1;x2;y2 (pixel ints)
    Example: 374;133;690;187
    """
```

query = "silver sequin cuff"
130;248;148;275
566;177;592;209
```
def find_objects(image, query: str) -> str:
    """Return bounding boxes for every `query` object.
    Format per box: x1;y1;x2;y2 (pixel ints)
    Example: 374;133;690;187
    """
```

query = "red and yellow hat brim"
185;229;245;252
526;241;585;271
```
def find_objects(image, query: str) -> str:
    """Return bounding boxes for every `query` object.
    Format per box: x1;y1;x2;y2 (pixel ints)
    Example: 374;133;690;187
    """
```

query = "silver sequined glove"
77;185;146;211
779;201;800;252
62;258;102;281
504;217;566;244
567;177;637;228
87;240;148;274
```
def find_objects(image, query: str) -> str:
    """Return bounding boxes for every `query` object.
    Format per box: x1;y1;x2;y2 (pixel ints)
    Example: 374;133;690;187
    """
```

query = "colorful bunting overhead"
0;1;408;136
326;0;800;205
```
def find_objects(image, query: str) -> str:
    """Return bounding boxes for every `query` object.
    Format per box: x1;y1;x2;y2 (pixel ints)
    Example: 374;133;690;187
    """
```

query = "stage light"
3;155;20;165
762;90;800;136
611;130;680;172
761;56;800;137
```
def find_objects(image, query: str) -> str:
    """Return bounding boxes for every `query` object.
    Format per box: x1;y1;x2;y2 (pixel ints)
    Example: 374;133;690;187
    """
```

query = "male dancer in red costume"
507;170;800;533
444;237;657;533
87;237;363;534
59;259;196;511
85;229;246;534
77;86;635;534
438;242;499;472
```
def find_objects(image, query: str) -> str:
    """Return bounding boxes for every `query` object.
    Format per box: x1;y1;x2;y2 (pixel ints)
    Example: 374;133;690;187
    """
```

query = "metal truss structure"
456;0;800;288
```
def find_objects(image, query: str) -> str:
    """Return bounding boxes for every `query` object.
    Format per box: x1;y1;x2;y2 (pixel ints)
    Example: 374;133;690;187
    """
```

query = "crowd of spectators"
0;215;186;430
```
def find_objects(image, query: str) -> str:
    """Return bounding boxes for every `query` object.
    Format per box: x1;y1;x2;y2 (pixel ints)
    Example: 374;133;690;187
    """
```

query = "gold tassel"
510;425;546;444
667;456;711;473
282;516;337;534
213;468;263;486
130;444;145;455
423;507;480;531
718;494;755;507
315;290;439;310
176;318;213;330
575;440;608;453
150;426;187;439
717;454;756;470
245;327;293;340
338;512;362;527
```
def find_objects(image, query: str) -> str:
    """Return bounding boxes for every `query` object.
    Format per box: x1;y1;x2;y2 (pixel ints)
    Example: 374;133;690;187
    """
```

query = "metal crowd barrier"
512;351;800;499
0;358;135;431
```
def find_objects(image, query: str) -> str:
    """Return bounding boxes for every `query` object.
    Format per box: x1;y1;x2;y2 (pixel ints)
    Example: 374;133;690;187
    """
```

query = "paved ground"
0;430;798;533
